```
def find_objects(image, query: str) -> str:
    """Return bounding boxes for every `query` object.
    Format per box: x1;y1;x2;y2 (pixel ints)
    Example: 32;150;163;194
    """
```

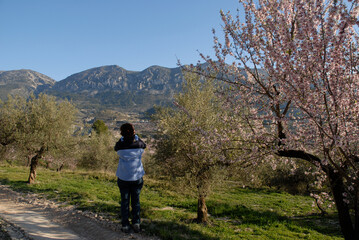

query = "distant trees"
78;120;117;171
77;131;117;171
0;94;77;183
92;120;109;135
198;0;359;238
153;72;241;223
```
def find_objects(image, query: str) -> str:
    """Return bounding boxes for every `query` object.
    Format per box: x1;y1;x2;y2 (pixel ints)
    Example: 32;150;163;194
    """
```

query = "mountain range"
0;65;185;113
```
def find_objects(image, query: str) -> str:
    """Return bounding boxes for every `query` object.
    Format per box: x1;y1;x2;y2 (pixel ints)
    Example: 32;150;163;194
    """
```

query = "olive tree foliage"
153;72;243;223
198;0;359;238
0;94;77;183
0;95;26;160
77;122;117;171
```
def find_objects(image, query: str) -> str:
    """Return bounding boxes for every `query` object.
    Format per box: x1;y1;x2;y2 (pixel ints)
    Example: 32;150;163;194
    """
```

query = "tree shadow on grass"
207;202;342;238
1;177;77;197
141;220;220;240
0;178;30;191
76;202;219;240
0;178;119;212
288;213;342;237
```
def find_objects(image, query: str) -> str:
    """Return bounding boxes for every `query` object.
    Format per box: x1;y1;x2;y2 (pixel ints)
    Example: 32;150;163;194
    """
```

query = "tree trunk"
57;163;64;172
277;150;358;239
197;196;208;223
28;155;38;184
27;147;45;184
355;188;359;238
327;168;357;240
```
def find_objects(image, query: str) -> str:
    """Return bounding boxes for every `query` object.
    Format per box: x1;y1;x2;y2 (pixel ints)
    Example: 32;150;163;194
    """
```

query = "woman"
114;123;146;233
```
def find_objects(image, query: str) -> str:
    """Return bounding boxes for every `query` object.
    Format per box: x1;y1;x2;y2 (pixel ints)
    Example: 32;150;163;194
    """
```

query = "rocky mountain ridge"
0;65;185;112
0;69;55;99
51;65;184;94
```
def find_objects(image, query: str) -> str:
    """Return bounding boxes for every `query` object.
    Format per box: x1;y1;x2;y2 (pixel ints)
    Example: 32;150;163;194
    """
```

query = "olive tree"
78;122;117;171
0;94;77;183
153;72;242;223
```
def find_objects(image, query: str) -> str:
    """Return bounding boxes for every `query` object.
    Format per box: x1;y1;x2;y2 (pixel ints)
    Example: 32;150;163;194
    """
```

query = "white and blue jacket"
114;135;146;181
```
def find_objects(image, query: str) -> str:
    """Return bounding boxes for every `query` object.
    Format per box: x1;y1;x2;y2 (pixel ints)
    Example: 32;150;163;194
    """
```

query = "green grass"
0;165;343;239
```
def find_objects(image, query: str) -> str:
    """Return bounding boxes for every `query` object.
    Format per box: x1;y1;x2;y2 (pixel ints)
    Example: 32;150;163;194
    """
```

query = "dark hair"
120;123;135;138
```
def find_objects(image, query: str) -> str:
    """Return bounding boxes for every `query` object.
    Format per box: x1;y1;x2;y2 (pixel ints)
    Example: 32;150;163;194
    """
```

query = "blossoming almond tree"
199;0;359;238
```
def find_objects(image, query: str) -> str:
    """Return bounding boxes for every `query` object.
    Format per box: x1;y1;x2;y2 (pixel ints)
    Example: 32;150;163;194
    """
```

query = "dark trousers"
117;177;143;226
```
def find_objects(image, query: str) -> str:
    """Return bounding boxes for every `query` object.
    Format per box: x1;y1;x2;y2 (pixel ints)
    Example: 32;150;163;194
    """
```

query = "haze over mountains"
0;65;186;113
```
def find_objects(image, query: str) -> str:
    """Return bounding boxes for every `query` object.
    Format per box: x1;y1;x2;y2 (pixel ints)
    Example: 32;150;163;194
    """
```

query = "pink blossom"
199;0;359;237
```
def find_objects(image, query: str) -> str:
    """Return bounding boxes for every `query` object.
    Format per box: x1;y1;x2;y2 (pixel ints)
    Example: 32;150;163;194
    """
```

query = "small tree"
200;0;359;238
153;72;241;223
92;119;109;135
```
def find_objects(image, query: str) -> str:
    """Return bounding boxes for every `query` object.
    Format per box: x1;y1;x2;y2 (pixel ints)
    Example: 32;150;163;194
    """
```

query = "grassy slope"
0;165;343;240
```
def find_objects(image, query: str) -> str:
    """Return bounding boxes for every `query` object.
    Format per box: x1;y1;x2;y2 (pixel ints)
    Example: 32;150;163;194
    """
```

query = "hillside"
0;69;55;100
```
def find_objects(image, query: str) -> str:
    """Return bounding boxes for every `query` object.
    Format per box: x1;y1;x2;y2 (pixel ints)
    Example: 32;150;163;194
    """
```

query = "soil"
0;184;160;240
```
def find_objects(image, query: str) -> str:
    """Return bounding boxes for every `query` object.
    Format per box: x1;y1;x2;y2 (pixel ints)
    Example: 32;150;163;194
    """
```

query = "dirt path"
0;185;160;240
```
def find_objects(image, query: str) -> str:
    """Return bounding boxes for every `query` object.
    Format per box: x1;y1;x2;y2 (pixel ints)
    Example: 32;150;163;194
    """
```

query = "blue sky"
0;0;240;81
